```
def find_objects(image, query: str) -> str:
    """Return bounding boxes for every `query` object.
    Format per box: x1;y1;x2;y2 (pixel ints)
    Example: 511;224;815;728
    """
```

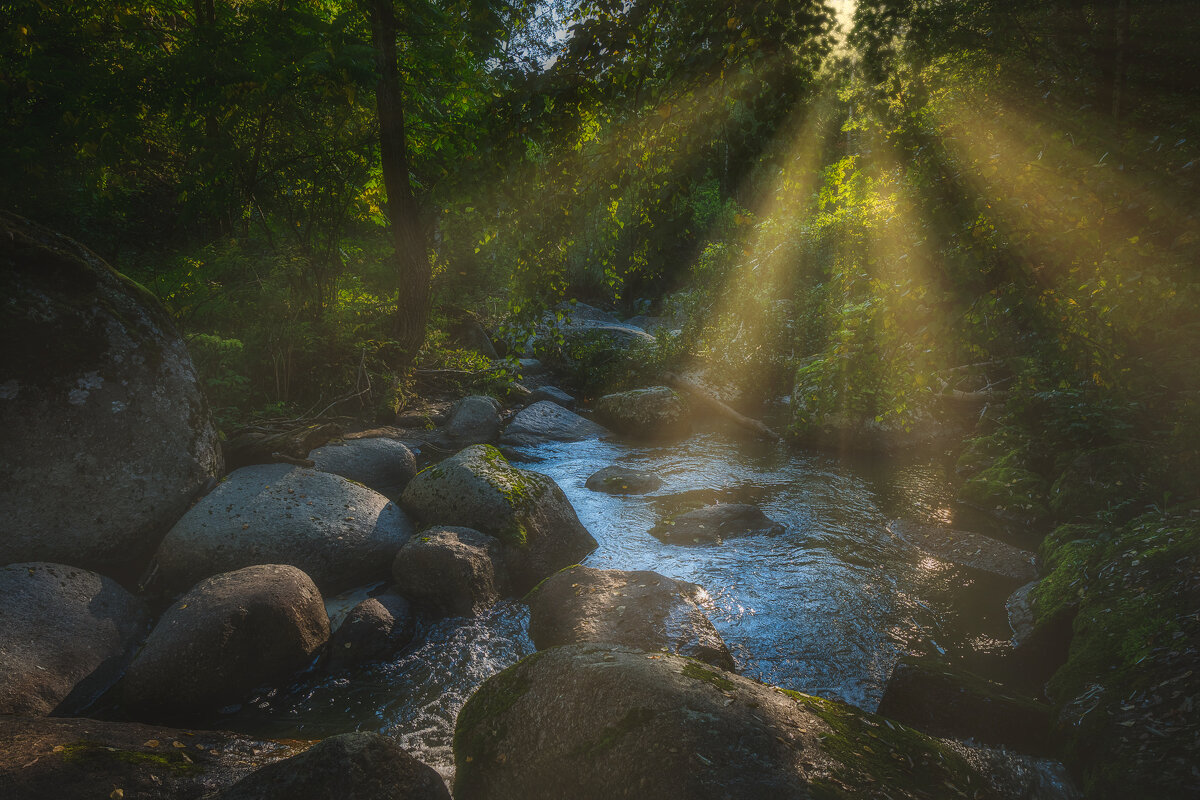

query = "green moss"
960;450;1050;521
521;564;583;602
681;661;735;692
453;652;544;793
782;693;993;798
1036;510;1200;798
59;740;199;773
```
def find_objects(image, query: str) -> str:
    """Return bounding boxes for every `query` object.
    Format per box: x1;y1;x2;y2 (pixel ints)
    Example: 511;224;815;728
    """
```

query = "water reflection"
216;430;1019;777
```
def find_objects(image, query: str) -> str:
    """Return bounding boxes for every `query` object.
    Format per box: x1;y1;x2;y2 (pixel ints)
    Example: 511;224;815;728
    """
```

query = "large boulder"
443;395;503;447
392;526;507;617
499;401;609;449
593;387;689;439
888;520;1038;583
526;566;735;671
0;562;149;716
152;463;413;594
877;657;1054;755
326;592;415;671
0;213;222;573
585;465;663;495
651;503;784;545
215;732;450;800
0;715;302;800
307;437;417;501
122;564;330;719
453;644;1027;800
400;445;597;593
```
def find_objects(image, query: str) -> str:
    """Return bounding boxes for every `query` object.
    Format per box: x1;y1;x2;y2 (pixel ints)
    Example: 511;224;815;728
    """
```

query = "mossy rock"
1047;446;1150;523
1037;511;1200;798
876;656;1054;755
0;714;303;799
400;445;597;593
453;643;1030;800
592;387;690;440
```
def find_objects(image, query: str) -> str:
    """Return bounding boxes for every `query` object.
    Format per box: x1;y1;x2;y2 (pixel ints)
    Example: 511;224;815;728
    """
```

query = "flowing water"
211;428;1046;783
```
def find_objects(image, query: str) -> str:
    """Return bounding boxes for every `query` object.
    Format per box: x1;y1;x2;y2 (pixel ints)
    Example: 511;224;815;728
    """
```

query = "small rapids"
210;430;1067;793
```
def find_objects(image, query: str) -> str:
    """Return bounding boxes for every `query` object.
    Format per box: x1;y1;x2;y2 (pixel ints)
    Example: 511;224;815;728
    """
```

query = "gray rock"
528;385;576;410
652;503;784;545
888;520;1038;583
443;395;502;447
499;401;609;448
392;526;507;617
0;562;148;716
400;445;597;593
1006;580;1039;647
152;463;413;594
526;566;735;670
215;731;451;800
448;315;499;360
877;657;1054;755
0;715;302;800
0;213;222;573
585;466;663;495
453;644;1015;800
517;357;547;376
122;564;329;719
307;437;417;501
593;386;689;439
326;593;415;671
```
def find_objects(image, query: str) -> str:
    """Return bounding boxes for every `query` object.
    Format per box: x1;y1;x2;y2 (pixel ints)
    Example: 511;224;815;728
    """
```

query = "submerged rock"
652;503;784;545
453;644;1025;800
392;526;508;617
888;520;1037;583
526;566;735;671
0;213;222;573
122;564;329;719
326;593;415;671
593;386;689;439
0;562;148;716
0;714;302;800
215;731;450;800
499;400;609;448
307;437;417;501
877;657;1054;756
400;445;597;593
152;463;413;594
585;465;663;495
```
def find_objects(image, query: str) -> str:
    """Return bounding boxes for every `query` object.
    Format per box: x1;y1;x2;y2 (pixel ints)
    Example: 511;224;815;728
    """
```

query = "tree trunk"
364;0;430;364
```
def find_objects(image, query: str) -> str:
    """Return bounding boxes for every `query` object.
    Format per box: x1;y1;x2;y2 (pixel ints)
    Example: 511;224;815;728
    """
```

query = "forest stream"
199;427;1076;796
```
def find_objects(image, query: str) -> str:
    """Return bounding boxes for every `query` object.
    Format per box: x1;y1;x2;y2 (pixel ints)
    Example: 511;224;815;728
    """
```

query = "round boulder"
400;445;597;593
216;731;450;800
152;463;413;594
392;526;507;617
121;564;330;719
307;437;417;501
499;401;609;449
651;503;784;545
0;213;222;573
0;562;149;716
326;592;416;671
453;644;1010;800
593;387;689;439
443;395;503;447
526;566;735;671
585;465;663;495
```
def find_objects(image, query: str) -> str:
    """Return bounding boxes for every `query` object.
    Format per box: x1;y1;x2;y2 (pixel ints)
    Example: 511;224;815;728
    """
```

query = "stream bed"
209;429;1038;780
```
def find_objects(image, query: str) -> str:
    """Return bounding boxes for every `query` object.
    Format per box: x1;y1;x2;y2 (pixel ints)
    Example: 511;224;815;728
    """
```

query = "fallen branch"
663;372;782;441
